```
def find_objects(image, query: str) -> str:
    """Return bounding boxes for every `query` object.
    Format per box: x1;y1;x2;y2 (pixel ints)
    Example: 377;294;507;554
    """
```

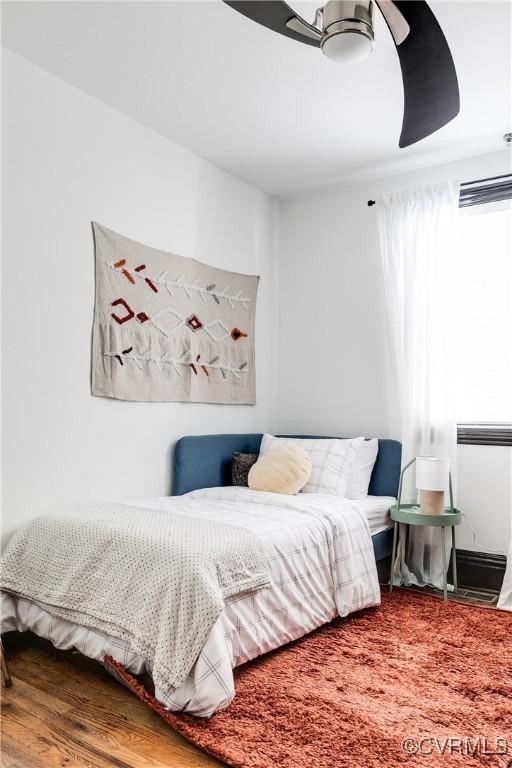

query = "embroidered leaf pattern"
107;262;251;309
105;349;247;381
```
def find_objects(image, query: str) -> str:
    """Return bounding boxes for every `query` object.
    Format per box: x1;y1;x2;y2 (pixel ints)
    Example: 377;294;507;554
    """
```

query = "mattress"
356;495;394;536
1;491;393;716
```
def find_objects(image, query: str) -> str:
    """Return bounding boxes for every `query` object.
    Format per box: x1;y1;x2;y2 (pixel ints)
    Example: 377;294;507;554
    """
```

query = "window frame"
456;174;512;446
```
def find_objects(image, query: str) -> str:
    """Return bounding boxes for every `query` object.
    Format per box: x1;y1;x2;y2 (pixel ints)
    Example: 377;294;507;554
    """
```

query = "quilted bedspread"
0;500;270;695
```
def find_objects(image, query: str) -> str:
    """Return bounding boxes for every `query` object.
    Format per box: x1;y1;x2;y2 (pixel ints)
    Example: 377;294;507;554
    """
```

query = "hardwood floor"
0;634;225;768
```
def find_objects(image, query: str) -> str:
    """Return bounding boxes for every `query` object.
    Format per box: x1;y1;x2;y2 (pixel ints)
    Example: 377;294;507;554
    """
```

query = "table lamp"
415;456;450;515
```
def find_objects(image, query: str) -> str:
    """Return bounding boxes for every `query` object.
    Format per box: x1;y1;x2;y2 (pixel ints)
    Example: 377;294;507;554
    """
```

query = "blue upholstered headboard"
173;434;402;498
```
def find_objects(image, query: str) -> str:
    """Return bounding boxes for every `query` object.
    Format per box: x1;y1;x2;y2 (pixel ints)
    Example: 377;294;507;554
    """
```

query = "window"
454;185;512;446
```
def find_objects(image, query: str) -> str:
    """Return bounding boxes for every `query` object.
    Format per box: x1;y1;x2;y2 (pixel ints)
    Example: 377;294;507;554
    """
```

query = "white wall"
3;49;511;558
278;150;512;555
1;50;279;546
457;445;512;555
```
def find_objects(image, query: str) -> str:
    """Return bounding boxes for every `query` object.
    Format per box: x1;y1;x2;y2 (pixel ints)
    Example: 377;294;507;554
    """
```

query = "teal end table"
389;504;462;601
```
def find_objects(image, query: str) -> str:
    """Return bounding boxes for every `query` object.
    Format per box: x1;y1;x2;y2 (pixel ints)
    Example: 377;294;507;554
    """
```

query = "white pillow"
345;438;379;499
259;434;364;496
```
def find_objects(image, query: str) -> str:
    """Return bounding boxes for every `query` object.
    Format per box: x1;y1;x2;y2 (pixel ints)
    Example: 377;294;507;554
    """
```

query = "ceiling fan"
222;0;460;148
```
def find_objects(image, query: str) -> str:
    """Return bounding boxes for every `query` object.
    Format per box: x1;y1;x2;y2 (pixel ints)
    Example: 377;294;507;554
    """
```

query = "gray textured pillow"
231;452;258;487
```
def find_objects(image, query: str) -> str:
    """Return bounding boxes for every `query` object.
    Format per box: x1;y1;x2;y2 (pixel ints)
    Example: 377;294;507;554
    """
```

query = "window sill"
457;424;512;447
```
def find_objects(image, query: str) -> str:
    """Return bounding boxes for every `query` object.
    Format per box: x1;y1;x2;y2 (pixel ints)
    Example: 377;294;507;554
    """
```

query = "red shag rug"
106;591;512;768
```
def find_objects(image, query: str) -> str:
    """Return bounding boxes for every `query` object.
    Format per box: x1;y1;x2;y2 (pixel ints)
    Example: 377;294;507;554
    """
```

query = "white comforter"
1;487;381;716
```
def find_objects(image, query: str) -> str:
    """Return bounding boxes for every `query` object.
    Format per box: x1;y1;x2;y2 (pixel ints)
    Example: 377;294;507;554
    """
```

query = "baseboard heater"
449;549;507;594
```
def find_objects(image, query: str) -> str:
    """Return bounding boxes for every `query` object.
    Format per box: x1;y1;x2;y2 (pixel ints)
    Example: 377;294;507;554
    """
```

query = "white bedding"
1;489;391;716
357;495;395;536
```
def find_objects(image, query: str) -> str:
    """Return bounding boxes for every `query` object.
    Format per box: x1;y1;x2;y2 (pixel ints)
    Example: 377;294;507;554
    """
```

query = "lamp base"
419;489;445;515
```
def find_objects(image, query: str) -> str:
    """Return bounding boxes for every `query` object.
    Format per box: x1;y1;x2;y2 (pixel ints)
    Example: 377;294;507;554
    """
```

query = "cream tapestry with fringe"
91;223;259;403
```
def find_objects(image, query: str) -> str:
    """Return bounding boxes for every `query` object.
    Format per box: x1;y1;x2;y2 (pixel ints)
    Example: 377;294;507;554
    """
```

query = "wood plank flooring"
0;635;225;768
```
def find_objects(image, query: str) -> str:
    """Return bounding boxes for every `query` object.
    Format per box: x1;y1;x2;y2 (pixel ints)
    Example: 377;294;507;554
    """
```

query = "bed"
1;433;401;717
173;434;401;563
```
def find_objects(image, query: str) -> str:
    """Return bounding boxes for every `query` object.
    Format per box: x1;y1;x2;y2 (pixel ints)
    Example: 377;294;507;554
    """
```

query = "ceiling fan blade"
223;1;321;47
374;0;409;45
377;1;460;148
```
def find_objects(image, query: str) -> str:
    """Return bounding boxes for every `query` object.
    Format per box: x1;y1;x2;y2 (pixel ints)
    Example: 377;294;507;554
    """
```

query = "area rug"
106;591;512;768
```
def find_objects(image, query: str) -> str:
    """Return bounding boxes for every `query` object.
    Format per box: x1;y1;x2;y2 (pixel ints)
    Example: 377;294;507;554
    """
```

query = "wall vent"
456;589;498;604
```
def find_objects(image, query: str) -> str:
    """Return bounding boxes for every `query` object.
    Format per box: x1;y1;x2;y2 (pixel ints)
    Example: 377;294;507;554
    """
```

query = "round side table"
389;504;462;601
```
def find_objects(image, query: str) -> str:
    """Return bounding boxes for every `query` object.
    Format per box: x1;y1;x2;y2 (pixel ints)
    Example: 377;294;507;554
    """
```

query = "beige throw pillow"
248;445;312;495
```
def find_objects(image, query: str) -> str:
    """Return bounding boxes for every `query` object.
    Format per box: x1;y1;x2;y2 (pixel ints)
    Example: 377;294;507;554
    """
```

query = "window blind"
457;423;512;447
459;173;512;208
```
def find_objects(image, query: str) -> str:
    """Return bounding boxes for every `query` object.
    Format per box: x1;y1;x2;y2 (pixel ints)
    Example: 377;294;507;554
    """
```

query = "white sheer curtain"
378;181;460;589
497;493;512;610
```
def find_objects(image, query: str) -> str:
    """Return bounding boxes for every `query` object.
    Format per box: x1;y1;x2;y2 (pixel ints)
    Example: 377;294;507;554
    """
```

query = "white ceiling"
2;0;511;196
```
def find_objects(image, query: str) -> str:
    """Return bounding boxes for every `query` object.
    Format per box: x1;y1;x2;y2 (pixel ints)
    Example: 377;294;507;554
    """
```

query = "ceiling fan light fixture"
321;24;374;64
320;0;374;64
223;0;460;147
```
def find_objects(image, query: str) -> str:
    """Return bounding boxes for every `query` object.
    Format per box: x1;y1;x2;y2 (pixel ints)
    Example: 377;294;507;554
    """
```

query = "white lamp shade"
415;456;449;491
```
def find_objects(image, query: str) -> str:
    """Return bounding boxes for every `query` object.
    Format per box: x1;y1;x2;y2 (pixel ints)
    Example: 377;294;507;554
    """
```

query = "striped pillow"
259;435;364;496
